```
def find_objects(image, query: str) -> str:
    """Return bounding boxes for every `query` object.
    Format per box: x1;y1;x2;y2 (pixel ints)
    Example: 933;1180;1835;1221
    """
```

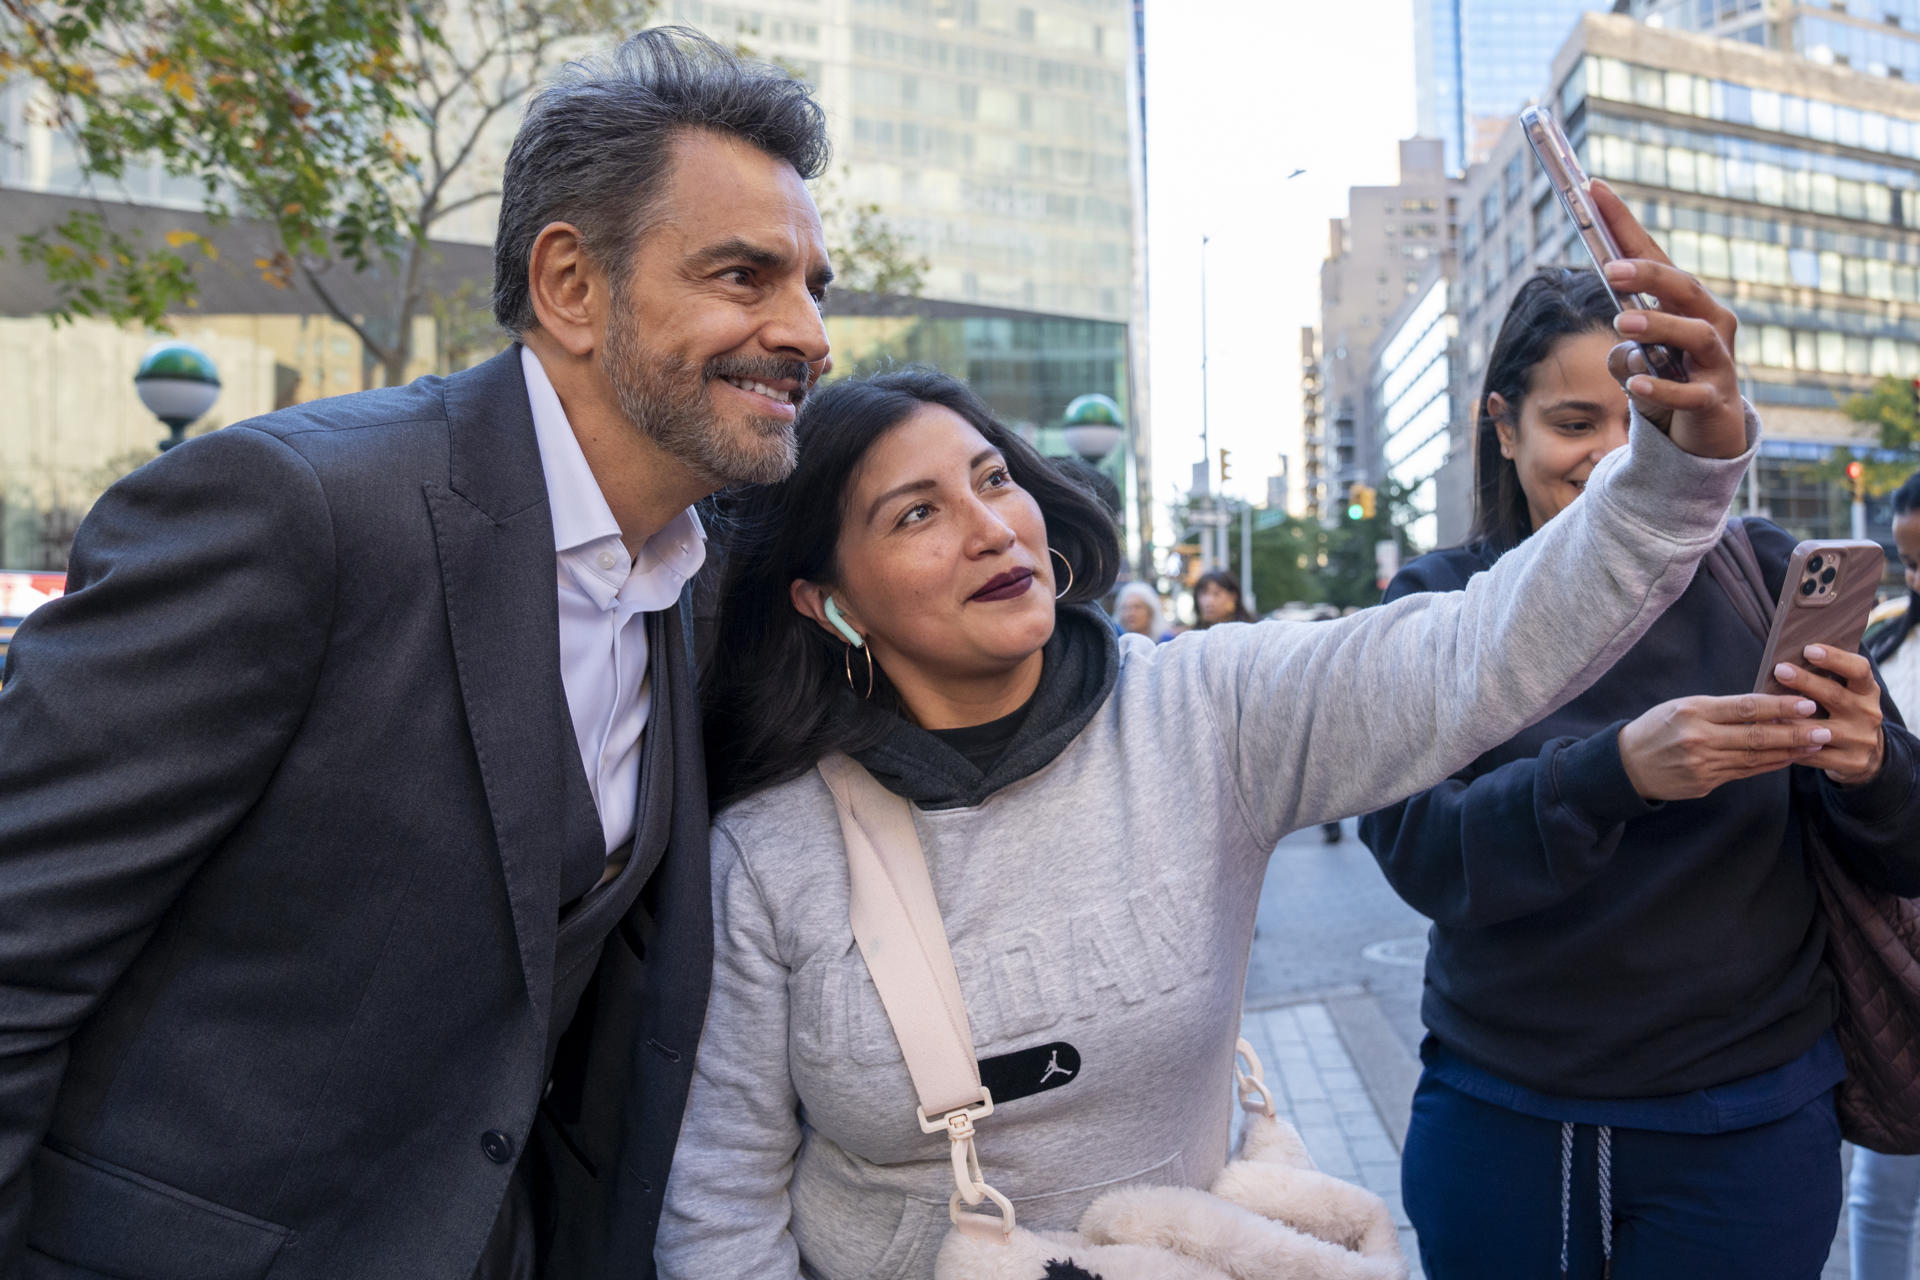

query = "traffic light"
1346;482;1377;520
1174;543;1203;587
1847;459;1866;503
1219;448;1232;484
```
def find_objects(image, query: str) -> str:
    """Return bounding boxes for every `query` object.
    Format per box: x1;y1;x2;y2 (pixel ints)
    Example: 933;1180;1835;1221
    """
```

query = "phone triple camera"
1798;553;1842;600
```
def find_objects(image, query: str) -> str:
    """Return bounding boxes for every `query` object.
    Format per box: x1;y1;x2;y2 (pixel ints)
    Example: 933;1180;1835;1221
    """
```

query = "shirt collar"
521;345;709;610
523;344;625;556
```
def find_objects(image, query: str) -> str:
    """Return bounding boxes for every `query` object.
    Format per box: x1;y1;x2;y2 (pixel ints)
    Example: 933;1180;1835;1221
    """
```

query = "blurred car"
0;571;66;689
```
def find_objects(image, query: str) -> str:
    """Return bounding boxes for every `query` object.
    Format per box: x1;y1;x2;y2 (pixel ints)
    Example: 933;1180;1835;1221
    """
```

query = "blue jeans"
1848;1147;1920;1280
1403;1072;1842;1279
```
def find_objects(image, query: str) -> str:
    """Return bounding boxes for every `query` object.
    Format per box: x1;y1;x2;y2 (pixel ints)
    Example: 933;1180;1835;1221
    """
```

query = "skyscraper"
1313;139;1461;521
1414;0;1618;171
1630;0;1920;76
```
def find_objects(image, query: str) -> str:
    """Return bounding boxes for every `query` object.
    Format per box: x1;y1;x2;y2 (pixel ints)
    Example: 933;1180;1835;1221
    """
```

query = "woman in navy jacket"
1361;266;1920;1280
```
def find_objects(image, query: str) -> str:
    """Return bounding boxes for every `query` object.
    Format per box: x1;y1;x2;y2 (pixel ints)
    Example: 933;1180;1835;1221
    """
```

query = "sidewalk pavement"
1237;999;1423;1277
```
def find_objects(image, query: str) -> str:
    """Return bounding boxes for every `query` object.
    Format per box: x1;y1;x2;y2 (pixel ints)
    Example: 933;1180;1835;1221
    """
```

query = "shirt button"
480;1130;515;1164
597;551;617;570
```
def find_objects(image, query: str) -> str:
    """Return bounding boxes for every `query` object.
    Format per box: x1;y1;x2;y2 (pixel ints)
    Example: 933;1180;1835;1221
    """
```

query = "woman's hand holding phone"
1617;693;1826;802
1770;644;1887;786
1589;179;1748;461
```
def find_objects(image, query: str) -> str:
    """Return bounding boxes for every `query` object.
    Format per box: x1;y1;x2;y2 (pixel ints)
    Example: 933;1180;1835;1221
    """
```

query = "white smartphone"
1520;104;1688;384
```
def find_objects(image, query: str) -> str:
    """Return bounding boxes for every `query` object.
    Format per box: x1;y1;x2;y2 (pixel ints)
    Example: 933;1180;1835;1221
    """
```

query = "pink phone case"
1753;540;1884;700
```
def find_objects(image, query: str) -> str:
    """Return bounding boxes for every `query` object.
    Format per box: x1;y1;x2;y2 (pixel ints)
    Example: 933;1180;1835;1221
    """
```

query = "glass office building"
1632;0;1920;75
1414;0;1618;172
1443;11;1915;543
655;0;1136;324
826;301;1129;438
1369;272;1453;550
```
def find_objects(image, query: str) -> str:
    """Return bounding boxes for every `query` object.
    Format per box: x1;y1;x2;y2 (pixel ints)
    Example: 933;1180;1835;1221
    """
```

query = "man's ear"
1488;393;1519;460
527;221;603;358
790;579;851;643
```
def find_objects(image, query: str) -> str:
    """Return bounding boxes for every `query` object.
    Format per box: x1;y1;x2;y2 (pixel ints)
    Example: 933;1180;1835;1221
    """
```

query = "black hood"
850;604;1119;809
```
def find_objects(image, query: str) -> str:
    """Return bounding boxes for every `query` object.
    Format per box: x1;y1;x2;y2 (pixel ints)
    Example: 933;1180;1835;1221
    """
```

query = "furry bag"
933;1099;1406;1280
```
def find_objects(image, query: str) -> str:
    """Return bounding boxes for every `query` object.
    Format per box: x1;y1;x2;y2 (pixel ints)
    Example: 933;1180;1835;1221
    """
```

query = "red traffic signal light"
1847;461;1864;481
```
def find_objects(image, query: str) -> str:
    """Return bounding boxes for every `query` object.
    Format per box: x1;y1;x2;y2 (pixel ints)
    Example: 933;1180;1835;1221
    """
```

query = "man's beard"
601;307;806;487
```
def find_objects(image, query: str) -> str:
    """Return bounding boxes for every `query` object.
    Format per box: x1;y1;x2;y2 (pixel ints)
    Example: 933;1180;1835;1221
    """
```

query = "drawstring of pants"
1559;1122;1616;1278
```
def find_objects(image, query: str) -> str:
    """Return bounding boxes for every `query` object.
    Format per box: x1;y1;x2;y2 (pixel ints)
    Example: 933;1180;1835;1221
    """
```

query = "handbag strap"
815;754;1014;1236
815;753;1283;1240
1700;517;1773;643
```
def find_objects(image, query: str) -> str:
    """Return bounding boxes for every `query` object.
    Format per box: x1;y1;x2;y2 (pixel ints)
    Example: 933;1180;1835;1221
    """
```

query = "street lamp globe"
1061;392;1123;464
134;341;221;452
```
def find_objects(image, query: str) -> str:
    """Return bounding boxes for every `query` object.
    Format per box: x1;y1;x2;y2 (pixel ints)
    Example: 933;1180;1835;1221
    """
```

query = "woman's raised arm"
1189;397;1760;850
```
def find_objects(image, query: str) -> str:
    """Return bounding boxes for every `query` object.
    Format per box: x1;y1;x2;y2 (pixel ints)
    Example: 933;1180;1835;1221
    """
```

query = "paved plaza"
1237;998;1423;1275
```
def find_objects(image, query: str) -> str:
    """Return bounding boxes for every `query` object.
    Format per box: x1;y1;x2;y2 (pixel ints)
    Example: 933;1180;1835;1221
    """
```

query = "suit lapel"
425;345;565;1024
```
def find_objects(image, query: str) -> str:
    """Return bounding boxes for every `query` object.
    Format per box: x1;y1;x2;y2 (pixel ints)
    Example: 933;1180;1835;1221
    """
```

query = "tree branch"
299;261;393;369
428;186;504;225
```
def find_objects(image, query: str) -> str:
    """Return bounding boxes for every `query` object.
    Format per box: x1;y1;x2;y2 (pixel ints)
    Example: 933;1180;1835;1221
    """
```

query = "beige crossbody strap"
815;754;1013;1237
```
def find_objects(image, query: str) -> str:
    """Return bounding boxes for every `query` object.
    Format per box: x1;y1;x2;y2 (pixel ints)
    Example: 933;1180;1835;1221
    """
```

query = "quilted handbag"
1702;520;1920;1155
816;754;1408;1279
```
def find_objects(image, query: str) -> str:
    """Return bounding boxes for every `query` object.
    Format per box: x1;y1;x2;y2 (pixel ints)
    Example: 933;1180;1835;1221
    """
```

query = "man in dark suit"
0;28;831;1280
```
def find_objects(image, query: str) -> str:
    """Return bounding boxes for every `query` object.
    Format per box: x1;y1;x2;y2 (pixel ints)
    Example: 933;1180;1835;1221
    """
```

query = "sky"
1143;1;1420;514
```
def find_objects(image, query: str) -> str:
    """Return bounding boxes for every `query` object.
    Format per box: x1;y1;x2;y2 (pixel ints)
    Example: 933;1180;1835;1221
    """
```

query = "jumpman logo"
1039;1049;1074;1084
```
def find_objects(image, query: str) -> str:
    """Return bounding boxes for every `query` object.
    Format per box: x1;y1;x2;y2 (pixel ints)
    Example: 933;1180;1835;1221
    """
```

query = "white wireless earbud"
824;596;863;648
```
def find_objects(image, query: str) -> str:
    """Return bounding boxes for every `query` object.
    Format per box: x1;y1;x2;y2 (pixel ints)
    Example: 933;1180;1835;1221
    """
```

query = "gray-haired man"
0;28;830;1280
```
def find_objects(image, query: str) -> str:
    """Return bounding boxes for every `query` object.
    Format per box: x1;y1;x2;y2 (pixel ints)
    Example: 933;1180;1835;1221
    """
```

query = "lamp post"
1060;392;1126;530
134;341;221;453
1062;392;1124;467
1199;233;1216;571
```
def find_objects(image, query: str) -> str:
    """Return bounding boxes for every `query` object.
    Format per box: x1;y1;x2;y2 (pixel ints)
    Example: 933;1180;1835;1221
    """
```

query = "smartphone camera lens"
1821;566;1837;584
1808;555;1825;572
1800;578;1818;597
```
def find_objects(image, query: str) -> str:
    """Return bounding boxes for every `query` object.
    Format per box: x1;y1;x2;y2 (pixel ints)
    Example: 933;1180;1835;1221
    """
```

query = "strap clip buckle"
916;1086;993;1135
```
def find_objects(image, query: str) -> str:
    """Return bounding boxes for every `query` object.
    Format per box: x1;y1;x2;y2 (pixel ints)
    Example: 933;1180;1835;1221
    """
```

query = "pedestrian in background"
1193;568;1255;627
1361;265;1920;1280
1115;580;1173;642
1849;467;1920;1280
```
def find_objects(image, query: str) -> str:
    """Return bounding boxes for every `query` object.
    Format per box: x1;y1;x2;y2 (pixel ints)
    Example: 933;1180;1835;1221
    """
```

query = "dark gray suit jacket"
0;347;710;1279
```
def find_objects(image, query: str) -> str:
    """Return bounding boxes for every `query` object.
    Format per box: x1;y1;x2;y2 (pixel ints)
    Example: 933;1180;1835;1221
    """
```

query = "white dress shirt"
522;346;707;860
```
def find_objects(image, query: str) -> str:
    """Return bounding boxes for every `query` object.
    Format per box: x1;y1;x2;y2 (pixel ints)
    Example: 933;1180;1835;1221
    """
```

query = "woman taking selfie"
656;202;1772;1279
1360;267;1920;1279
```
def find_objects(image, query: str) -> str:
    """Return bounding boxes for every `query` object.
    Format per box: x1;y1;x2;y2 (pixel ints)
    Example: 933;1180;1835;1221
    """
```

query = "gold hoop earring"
1050;547;1074;600
843;642;874;699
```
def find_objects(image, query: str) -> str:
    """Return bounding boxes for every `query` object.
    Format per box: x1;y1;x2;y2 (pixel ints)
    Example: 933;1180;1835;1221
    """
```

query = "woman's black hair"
702;366;1123;808
1868;468;1920;663
1468;266;1620;553
1193;569;1254;627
